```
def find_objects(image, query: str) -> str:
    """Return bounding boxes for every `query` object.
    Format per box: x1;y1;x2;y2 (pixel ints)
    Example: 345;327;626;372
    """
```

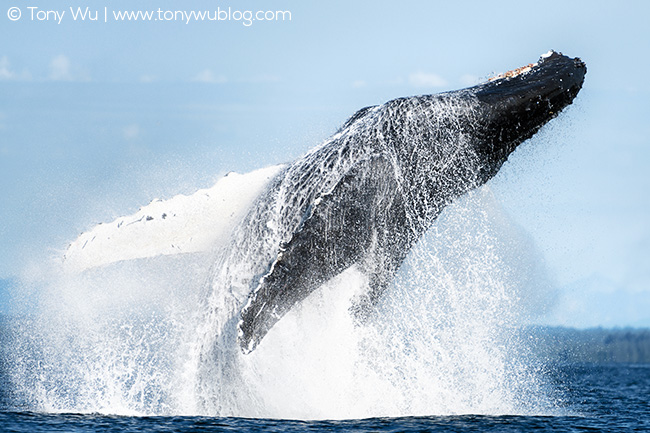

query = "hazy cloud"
123;124;141;140
352;80;367;88
0;56;14;80
48;55;89;82
409;71;447;88
459;74;480;86
49;55;73;81
139;74;157;83
190;70;281;84
0;56;31;81
192;69;227;84
384;77;405;86
0;112;7;154
244;74;280;83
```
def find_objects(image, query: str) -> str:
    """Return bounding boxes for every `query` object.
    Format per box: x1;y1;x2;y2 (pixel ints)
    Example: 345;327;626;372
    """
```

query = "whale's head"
349;51;586;221
469;50;586;180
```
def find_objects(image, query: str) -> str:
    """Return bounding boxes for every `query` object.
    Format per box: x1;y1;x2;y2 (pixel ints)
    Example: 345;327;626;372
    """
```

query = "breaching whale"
233;51;586;353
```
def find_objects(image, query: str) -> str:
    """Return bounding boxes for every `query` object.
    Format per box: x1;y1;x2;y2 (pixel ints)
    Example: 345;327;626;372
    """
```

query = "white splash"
9;169;555;419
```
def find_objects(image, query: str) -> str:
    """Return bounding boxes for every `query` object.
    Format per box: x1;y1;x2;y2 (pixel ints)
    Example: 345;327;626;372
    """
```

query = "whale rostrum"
234;51;586;353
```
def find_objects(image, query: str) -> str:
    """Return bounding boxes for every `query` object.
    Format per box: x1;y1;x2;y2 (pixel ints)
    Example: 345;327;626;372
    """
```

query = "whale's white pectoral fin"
238;155;399;352
62;165;285;273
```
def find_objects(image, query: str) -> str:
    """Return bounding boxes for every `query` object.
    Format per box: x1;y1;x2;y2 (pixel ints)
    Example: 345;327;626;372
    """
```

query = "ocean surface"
1;362;648;432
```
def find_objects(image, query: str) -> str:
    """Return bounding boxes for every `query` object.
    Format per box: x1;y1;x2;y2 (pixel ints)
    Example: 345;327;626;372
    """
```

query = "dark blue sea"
0;363;647;432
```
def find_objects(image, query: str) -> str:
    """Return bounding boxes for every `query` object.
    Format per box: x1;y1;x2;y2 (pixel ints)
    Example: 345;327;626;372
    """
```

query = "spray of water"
6;95;559;418
6;175;555;418
192;187;554;419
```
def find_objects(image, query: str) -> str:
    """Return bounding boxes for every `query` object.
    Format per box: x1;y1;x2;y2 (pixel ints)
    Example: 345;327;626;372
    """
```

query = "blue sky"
1;0;649;326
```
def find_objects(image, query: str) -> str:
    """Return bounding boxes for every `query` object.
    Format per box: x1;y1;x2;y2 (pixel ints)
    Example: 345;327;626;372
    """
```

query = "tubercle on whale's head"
470;50;587;179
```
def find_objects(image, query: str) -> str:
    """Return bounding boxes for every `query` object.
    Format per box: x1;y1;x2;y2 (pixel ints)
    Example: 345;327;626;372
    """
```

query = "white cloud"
0;56;15;80
409;71;447;88
352;80;367;88
0;56;30;81
192;69;227;84
48;55;89;82
49;55;73;81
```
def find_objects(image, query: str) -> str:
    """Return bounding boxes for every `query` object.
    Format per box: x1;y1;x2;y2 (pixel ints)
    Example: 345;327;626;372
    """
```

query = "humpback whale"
229;51;586;353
